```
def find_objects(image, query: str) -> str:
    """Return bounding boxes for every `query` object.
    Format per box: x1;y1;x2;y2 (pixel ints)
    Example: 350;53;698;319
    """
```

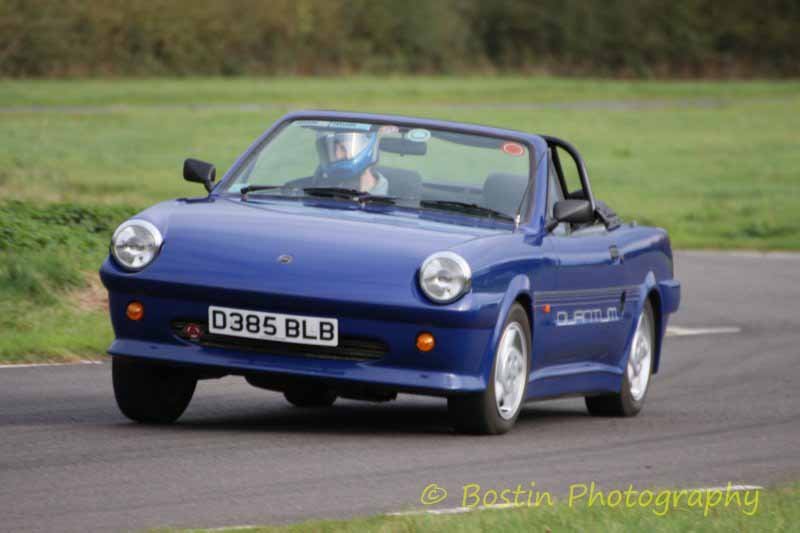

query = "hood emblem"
277;254;293;264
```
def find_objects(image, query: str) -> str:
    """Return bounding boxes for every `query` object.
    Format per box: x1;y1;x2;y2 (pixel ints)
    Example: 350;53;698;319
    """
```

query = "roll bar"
542;135;596;214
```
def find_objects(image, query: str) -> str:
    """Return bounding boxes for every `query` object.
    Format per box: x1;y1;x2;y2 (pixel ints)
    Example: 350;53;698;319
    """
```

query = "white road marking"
666;326;742;337
0;360;104;369
389;503;518;516
197;526;258;532
389;485;764;517
695;485;763;491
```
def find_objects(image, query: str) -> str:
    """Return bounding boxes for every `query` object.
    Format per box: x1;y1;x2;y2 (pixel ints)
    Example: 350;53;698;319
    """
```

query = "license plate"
208;306;338;347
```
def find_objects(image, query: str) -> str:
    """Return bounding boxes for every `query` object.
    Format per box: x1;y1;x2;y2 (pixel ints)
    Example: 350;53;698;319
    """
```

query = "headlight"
419;251;472;304
111;220;163;271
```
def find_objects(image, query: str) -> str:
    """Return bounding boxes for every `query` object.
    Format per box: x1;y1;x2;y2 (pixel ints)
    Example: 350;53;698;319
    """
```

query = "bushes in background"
1;0;798;78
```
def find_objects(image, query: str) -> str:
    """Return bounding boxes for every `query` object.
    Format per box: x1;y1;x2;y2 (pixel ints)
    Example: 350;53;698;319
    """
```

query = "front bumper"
103;268;501;395
109;339;486;395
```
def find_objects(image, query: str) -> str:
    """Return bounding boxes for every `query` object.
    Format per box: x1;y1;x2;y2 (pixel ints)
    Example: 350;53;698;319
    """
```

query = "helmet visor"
318;131;374;165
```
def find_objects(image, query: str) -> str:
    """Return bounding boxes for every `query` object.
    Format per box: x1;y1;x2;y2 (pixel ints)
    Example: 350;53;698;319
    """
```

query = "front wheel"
448;303;530;434
585;299;655;417
112;357;197;424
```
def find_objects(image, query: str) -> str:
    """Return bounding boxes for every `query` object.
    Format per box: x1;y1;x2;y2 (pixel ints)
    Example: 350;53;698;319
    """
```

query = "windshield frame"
212;111;546;226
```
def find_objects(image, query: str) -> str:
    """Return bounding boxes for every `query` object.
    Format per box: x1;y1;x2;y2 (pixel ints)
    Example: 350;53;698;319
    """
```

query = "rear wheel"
284;385;337;408
448;303;530;434
585;299;655;417
112;357;197;424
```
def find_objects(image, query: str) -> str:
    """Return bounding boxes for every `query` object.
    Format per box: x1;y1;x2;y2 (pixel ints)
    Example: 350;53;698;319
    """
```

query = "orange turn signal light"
126;301;144;321
416;332;435;352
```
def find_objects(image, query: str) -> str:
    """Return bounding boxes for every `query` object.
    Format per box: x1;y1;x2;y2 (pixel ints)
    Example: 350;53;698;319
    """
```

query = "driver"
315;127;389;195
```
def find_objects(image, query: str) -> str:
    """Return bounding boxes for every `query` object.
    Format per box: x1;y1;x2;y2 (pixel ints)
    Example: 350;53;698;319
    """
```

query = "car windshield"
222;119;535;221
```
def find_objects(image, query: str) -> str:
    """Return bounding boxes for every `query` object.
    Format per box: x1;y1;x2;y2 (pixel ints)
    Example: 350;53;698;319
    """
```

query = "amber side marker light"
126;301;144;321
416;332;435;352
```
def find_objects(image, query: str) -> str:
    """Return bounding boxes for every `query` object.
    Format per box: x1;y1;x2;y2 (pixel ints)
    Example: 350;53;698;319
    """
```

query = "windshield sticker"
295;120;329;128
407;128;431;143
296;120;372;131
502;142;525;156
378;124;400;135
328;121;371;131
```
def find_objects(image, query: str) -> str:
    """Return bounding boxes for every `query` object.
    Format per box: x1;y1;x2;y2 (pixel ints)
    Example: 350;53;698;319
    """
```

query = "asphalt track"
1;251;798;532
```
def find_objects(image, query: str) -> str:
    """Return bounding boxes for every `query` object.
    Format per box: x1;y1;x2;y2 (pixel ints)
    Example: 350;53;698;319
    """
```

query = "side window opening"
546;152;569;235
552;146;585;200
551;144;604;230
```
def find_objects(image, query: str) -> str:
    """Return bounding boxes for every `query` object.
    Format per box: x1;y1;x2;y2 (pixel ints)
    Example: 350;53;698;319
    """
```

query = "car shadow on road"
159;399;590;436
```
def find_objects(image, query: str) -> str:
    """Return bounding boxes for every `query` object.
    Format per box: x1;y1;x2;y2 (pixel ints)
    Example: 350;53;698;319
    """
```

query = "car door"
538;148;630;368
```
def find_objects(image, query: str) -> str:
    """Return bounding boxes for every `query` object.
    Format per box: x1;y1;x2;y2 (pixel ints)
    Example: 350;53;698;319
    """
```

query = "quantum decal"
555;307;620;327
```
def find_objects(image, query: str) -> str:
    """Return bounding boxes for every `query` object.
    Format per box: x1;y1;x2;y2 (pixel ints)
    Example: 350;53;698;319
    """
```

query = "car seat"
376;166;423;199
482;173;529;217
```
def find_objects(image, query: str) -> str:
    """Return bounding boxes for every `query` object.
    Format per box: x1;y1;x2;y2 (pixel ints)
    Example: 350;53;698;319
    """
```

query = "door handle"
609;245;623;263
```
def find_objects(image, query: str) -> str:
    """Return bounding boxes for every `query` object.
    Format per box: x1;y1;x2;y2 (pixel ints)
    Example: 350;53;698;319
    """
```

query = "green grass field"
165;483;798;533
1;76;799;361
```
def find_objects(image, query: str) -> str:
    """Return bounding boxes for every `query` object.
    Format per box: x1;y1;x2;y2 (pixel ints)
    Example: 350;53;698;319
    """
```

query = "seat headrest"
482;173;529;216
376;166;422;199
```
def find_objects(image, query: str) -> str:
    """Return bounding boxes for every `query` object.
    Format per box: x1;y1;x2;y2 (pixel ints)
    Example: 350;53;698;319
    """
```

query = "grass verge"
3;76;800;108
164;483;799;533
0;201;135;362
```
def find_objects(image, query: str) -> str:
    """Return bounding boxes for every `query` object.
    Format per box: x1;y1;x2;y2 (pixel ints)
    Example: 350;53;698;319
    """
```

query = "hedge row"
1;0;798;77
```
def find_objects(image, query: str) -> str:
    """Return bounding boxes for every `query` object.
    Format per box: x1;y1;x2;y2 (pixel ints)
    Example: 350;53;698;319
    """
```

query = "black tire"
585;299;655;417
112;357;197;424
284;385;337;408
448;303;531;435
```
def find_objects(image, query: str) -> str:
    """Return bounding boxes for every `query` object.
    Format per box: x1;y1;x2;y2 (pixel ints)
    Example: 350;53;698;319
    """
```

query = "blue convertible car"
100;110;680;434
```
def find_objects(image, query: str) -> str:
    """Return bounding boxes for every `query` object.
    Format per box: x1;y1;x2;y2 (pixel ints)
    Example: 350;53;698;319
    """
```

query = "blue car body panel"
100;110;680;399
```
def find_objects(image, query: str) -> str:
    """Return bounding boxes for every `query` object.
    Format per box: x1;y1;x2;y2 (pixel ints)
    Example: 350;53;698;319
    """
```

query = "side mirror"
547;199;594;231
183;158;216;192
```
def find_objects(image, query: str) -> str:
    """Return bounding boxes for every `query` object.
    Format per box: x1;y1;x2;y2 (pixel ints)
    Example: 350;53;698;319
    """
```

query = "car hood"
137;197;510;293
